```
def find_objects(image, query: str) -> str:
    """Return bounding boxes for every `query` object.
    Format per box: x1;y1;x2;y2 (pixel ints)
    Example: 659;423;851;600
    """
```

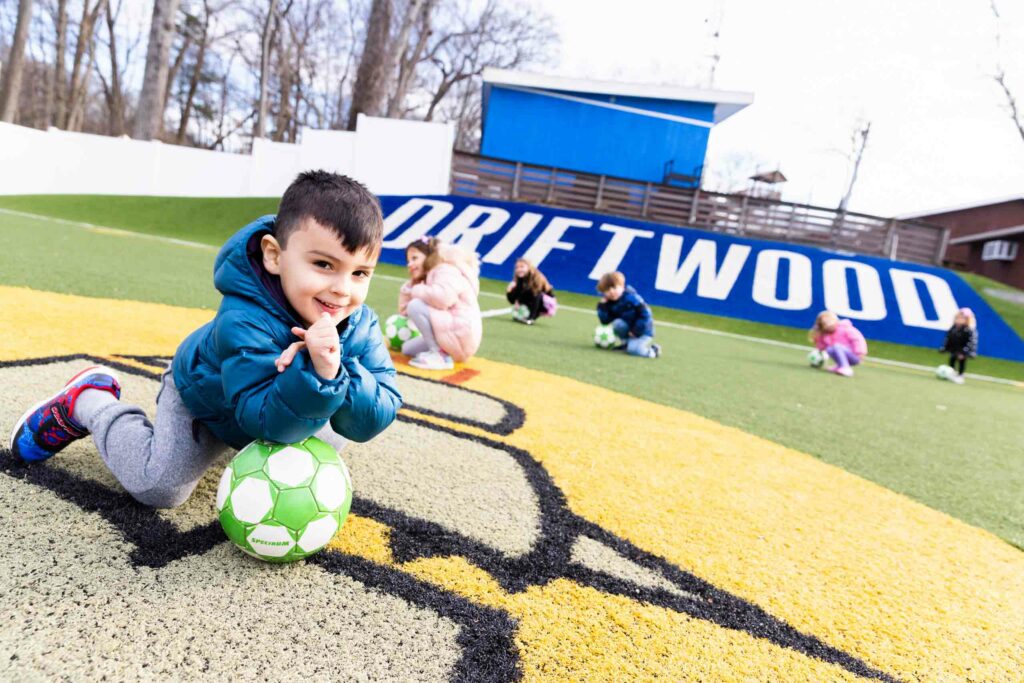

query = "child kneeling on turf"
398;237;482;370
506;258;555;325
810;310;867;377
10;171;402;508
596;271;661;358
940;307;978;384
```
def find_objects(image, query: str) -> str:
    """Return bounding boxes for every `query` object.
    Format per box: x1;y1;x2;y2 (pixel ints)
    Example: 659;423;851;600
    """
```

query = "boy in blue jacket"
10;171;402;508
596;271;662;359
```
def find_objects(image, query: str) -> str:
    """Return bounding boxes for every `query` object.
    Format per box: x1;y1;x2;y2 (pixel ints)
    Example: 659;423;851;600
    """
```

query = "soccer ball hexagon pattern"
216;438;354;562
383;314;421;351
807;349;828;368
594;324;619;349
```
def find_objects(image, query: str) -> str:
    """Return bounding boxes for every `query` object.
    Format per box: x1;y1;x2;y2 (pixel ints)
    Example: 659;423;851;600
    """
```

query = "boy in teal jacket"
10;171;402;508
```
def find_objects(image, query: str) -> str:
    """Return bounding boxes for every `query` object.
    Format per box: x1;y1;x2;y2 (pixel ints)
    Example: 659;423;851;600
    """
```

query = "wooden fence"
450;153;950;265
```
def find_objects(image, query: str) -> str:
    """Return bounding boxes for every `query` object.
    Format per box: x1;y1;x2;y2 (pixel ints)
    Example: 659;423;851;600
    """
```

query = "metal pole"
512;161;522;200
546;168;558;203
595;175;605;209
688;187;701;226
641;182;652;218
934;226;951;265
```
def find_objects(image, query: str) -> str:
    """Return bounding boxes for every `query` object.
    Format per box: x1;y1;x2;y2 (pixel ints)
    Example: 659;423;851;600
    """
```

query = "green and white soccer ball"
594;324;619;349
807;349;828;368
935;364;957;381
512;304;531;321
216;437;353;563
383;314;420;351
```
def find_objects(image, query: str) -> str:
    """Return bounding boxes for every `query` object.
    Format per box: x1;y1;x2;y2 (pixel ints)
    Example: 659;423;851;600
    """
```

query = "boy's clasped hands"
275;312;341;379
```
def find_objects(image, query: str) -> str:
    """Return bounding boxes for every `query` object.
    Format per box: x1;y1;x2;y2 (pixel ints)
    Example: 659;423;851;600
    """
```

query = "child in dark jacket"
10;171;402;508
596;271;661;358
940;307;978;384
506;258;554;325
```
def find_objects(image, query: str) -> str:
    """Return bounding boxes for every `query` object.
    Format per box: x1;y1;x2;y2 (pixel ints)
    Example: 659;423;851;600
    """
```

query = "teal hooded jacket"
171;216;402;449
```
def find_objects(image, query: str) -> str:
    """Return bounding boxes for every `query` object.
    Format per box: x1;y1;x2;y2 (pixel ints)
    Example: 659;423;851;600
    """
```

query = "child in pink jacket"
399;238;482;370
810;310;868;377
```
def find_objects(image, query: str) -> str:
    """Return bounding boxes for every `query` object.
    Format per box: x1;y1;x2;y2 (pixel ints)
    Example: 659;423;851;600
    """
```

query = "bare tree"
0;0;36;122
43;0;69;127
387;0;433;116
133;0;182;139
346;0;392;129
93;0;142;135
254;0;280;138
419;0;557;123
64;0;109;130
837;120;871;214
989;0;1024;144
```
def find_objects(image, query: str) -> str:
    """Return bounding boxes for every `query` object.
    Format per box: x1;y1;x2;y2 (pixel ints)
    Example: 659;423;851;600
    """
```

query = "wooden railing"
450;152;950;265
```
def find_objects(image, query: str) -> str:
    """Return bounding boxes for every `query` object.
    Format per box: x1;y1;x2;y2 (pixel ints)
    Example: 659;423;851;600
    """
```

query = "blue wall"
378;195;1024;362
481;86;713;184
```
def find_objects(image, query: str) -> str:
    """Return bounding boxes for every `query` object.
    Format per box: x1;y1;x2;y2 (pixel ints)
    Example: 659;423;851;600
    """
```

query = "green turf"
956;271;1024;339
2;209;1024;551
4;194;1023;380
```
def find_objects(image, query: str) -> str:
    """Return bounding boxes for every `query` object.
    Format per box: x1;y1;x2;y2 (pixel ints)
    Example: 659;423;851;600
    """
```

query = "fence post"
512;161;522;200
882;219;897;259
546;168;558;203
641;182;652;217
934;226;951;265
688;187;700;226
738;194;749;235
595;175;605;210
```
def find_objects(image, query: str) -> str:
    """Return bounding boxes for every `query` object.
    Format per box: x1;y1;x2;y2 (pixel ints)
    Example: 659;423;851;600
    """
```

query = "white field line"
4;206;1020;388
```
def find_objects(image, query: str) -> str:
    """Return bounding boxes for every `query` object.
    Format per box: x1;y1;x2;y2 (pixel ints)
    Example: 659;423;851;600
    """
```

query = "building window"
981;240;1019;261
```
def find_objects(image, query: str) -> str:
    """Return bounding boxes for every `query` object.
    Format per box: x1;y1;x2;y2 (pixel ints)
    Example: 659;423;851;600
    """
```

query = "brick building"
901;196;1024;289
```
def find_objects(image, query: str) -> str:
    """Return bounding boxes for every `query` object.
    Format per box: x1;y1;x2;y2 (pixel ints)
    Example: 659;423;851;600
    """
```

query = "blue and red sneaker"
9;365;121;463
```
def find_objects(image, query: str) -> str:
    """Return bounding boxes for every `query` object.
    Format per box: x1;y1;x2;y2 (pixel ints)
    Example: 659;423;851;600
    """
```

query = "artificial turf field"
1;204;1023;680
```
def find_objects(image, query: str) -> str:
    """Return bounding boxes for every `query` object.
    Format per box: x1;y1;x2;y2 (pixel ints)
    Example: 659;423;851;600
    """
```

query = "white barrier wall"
0;114;454;197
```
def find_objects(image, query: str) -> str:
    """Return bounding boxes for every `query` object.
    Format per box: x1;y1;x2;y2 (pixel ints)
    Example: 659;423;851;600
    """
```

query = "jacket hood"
437;242;480;295
213;215;296;326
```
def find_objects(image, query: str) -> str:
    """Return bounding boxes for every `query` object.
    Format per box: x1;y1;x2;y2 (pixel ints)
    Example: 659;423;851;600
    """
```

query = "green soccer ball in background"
594;324;620;349
807;348;828;368
512;304;531;321
216;437;353;563
383;314;420;351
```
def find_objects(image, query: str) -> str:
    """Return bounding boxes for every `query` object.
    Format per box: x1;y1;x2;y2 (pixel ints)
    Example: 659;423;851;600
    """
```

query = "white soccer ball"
935;364;956;381
594;324;619;349
807;349;828;368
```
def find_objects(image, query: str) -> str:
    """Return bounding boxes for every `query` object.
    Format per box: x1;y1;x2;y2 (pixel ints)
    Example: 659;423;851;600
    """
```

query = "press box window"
981;240;1019;262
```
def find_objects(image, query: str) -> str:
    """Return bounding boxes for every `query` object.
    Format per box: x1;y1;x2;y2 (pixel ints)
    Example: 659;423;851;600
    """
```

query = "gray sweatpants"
401;298;441;357
81;368;347;509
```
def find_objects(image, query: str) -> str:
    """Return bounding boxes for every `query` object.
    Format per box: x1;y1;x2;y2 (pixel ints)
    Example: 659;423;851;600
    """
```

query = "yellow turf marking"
4;286;1024;680
0;286;213;361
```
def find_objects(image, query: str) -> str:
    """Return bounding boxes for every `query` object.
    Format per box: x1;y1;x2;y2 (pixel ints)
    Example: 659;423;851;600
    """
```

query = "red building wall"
965;236;1024;289
912;199;1024;288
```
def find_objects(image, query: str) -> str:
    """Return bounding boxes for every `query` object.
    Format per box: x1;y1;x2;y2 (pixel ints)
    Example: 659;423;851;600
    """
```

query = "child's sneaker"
9;365;121;462
833;366;854;378
952;374;965;385
650;343;662;358
409;350;454;371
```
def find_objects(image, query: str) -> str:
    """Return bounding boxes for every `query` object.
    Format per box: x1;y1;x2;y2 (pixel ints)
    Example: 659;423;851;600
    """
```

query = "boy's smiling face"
261;216;378;327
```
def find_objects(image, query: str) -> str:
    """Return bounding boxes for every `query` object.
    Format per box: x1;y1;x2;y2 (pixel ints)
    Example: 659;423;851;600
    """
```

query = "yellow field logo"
1;286;1022;681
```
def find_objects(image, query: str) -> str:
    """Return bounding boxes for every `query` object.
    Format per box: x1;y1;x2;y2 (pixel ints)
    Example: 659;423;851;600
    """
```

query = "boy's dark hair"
275;170;384;252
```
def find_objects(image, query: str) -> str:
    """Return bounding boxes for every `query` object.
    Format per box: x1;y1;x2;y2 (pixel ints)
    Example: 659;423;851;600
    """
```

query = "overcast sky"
545;0;1024;217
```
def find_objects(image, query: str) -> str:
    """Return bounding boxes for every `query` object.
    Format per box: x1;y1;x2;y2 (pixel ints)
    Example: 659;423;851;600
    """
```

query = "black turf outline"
311;552;521;683
0;355;522;682
376;414;898;683
399;373;526;436
0;355;896;682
